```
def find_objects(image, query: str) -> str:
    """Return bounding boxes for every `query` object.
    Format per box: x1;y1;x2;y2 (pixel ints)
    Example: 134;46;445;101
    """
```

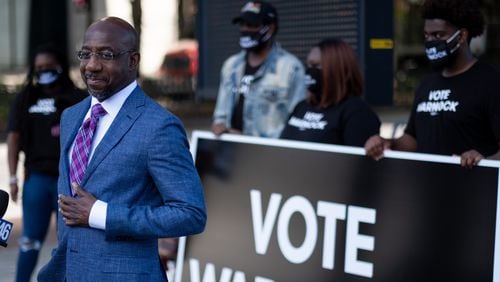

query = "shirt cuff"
89;200;107;230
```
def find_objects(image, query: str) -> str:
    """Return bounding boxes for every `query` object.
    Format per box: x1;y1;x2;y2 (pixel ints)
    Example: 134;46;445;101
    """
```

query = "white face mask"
239;26;271;50
35;67;63;85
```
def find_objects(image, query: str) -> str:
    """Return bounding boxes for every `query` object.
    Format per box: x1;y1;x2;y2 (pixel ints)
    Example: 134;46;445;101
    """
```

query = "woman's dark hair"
421;0;484;39
309;38;363;107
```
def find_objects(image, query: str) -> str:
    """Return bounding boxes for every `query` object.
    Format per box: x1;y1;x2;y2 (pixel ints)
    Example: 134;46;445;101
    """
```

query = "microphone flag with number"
0;190;13;247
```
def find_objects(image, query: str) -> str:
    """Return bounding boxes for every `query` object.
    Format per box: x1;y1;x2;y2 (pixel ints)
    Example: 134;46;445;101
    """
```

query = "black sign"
175;131;500;282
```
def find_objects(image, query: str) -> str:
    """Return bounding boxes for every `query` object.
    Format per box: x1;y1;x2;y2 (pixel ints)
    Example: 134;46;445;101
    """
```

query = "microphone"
0;189;8;218
0;190;13;247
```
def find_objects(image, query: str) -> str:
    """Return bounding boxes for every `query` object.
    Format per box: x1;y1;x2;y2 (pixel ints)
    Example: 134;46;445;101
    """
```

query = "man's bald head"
87;17;139;51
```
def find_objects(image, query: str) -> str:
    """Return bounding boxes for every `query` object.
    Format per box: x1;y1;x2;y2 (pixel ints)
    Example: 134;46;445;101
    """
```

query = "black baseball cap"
232;1;278;26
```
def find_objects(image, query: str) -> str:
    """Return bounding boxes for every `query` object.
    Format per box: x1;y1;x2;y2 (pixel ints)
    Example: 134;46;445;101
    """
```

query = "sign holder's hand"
460;149;483;168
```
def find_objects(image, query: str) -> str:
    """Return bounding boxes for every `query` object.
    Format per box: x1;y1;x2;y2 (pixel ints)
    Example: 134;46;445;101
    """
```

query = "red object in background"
159;44;198;78
73;0;88;8
156;40;198;98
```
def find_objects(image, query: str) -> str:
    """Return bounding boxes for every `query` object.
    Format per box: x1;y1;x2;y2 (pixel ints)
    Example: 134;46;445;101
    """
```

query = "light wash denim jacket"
213;43;305;138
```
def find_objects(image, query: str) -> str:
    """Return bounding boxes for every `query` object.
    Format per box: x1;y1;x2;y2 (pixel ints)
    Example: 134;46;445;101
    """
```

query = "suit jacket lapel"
82;87;146;185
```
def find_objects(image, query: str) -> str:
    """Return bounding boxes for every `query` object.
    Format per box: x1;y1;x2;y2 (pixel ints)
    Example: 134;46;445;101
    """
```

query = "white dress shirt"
69;80;137;230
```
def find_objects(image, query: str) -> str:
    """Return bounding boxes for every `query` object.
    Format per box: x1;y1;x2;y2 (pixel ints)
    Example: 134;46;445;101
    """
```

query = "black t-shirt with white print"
230;61;260;131
7;87;87;175
280;96;380;147
405;61;500;156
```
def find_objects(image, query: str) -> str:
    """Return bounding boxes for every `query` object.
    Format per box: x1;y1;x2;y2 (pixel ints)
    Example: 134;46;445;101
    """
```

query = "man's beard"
88;88;114;102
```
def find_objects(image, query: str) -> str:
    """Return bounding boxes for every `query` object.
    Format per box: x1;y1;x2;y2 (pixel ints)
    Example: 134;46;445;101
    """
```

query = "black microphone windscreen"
0;190;9;218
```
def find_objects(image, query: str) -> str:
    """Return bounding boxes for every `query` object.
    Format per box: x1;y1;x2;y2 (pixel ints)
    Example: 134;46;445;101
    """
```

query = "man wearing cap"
212;0;305;138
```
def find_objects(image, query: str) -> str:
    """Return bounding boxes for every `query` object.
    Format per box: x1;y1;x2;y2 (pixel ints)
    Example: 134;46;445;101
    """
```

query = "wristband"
9;175;18;185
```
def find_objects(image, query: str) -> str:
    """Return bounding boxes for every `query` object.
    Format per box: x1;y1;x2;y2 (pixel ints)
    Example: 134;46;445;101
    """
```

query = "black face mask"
239;26;272;52
424;29;461;70
35;68;62;86
305;66;323;102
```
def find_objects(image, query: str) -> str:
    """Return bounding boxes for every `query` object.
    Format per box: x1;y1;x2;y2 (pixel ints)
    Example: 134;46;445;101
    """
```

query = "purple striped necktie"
69;103;107;195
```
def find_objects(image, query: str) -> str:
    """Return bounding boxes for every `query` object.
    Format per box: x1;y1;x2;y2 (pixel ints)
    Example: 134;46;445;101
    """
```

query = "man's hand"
226;128;242;134
211;123;228;135
212;123;242;136
58;183;97;226
460;149;483;168
365;134;391;161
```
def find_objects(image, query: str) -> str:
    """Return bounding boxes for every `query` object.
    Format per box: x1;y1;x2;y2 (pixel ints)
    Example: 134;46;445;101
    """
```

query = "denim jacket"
213;43;305;138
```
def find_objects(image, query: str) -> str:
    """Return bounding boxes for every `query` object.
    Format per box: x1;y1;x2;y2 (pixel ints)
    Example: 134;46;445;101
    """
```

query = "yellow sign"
370;38;394;49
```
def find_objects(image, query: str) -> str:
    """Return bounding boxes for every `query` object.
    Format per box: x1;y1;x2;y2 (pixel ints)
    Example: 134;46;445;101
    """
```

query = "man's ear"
459;28;469;45
269;23;277;37
129;52;140;70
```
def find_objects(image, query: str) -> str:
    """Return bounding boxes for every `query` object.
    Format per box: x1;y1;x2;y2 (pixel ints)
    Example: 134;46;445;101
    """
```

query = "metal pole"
9;0;17;68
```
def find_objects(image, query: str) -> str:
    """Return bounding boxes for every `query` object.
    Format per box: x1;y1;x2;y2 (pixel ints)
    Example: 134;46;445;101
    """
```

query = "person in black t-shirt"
280;38;380;146
7;44;86;282
365;0;500;168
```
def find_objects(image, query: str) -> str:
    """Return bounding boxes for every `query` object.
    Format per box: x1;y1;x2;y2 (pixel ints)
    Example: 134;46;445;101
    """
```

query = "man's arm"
107;120;206;238
7;132;20;202
365;133;417;160
286;62;306;114
212;59;235;135
488;146;500;160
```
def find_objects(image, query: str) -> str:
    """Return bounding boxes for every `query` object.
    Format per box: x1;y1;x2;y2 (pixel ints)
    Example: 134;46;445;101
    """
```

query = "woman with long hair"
280;38;380;146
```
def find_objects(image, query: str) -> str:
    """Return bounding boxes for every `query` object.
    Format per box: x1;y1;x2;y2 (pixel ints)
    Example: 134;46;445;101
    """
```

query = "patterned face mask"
35;68;62;85
239;25;272;51
425;29;461;70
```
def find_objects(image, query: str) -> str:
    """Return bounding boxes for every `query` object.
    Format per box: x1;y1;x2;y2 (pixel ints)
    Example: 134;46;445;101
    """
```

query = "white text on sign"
250;189;376;278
